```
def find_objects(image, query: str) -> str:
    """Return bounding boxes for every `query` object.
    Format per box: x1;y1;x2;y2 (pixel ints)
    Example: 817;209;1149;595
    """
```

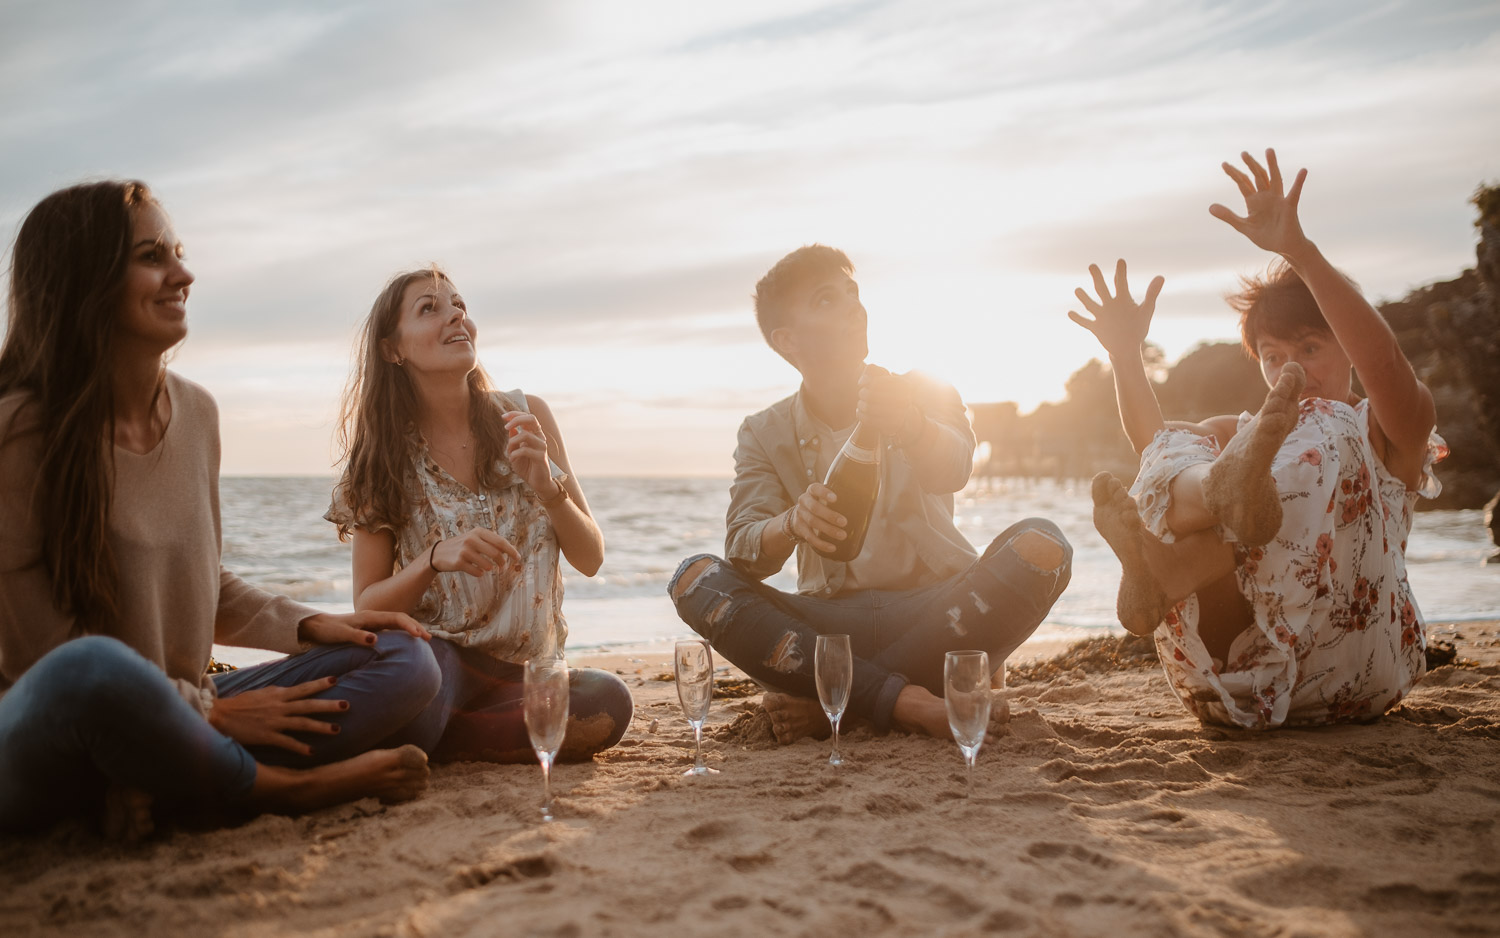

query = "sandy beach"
2;622;1497;938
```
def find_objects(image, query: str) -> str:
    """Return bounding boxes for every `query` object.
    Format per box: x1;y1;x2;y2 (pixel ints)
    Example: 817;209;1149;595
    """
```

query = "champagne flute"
524;656;570;821
815;634;853;766
675;639;720;776
944;650;992;798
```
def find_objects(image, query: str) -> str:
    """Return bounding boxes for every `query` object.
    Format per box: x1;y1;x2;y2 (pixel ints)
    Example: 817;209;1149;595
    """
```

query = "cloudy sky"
2;0;1497;475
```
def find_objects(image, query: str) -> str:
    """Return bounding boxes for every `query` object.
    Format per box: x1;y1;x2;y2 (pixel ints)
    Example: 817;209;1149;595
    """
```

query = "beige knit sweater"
0;372;316;714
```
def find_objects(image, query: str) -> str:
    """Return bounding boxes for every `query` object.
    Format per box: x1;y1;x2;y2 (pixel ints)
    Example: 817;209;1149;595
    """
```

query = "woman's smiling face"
117;201;194;353
383;274;476;375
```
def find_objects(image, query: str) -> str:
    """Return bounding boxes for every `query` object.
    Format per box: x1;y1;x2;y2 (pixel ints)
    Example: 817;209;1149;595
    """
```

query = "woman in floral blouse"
328;267;631;761
1068;149;1445;729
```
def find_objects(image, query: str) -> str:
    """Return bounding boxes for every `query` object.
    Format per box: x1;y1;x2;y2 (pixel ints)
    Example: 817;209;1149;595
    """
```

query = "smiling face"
381;273;477;376
1256;328;1353;403
117;201;193;354
772;269;869;381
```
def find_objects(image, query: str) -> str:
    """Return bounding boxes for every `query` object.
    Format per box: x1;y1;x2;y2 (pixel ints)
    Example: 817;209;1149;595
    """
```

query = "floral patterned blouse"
1131;398;1447;729
326;390;567;663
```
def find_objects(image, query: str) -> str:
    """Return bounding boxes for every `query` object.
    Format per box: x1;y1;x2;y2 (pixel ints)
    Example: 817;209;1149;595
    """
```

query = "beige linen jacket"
725;370;979;597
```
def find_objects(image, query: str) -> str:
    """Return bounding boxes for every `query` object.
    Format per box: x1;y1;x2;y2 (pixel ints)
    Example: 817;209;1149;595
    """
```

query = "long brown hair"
332;267;513;540
0;180;157;626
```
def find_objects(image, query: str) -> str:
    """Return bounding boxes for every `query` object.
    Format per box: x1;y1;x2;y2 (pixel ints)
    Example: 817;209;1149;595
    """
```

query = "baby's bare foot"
761;692;831;744
1092;473;1171;636
1204;363;1305;548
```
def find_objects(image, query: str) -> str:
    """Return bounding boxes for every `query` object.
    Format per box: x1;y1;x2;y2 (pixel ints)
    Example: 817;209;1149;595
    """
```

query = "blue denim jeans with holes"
668;518;1071;732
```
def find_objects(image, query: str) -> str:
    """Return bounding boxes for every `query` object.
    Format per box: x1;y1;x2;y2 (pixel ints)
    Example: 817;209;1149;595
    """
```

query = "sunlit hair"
332;266;513;540
0;179;159;628
1231;260;1351;361
752;244;854;359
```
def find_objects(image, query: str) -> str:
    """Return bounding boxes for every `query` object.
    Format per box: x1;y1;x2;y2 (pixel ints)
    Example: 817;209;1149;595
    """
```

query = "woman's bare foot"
103;785;153;843
761;692;831;744
1203;363;1305;548
1093;473;1173;636
251;745;430;814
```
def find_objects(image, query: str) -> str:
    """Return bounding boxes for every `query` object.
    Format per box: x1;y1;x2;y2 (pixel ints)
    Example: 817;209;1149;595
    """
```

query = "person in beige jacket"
0;181;434;837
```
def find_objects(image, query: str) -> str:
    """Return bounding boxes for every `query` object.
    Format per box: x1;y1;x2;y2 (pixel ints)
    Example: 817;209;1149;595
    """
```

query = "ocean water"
217;476;1499;663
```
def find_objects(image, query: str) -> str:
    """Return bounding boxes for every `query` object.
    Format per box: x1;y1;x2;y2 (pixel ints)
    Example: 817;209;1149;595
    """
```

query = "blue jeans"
387;637;634;762
0;631;441;832
212;630;441;767
668;518;1072;731
0;636;254;833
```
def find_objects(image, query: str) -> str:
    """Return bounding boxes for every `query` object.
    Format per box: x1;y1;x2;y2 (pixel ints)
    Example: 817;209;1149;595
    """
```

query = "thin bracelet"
428;540;440;573
781;508;803;545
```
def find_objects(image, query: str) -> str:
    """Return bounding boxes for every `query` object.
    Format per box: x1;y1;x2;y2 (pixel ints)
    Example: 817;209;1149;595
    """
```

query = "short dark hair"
752;244;854;351
1231;260;1346;360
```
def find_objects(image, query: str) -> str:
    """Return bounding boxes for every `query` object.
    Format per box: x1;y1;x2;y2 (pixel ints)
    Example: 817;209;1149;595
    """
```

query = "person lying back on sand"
669;245;1072;743
1069;149;1447;729
0;182;434;839
326;267;632;763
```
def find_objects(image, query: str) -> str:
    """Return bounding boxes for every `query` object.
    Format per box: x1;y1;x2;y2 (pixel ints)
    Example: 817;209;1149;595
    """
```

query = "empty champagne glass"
524;656;571;821
675;639;720;776
944;650;992;798
815;634;853;765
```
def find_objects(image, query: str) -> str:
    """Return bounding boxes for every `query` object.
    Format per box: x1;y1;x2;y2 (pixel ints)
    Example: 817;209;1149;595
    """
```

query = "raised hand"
1209;148;1310;256
1067;259;1164;359
503;410;557;496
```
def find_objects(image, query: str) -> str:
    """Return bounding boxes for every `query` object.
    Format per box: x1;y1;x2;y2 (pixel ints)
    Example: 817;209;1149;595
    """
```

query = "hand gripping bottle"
817;420;881;562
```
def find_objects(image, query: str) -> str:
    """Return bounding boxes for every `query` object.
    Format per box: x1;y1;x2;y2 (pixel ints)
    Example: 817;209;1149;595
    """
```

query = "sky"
2;0;1497;476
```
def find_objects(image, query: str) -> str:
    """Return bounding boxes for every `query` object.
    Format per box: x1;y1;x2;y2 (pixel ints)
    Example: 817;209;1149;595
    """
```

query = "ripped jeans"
668;518;1071;731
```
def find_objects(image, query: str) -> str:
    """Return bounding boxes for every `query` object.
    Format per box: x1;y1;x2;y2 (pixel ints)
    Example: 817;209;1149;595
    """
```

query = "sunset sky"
2;0;1497;475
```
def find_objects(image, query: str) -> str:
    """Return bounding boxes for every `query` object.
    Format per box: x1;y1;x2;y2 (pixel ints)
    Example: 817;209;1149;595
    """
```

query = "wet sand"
2;622;1497;937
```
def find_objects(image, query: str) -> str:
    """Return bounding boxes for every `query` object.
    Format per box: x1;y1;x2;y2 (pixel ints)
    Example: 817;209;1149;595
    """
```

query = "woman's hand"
1209;148;1310;257
298;610;431;646
1068;259;1164;360
208;676;347;755
503;410;559;496
431;528;523;578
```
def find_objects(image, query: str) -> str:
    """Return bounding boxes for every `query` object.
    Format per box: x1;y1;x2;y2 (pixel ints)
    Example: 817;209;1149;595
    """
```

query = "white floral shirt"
327;391;566;662
1132;398;1447;729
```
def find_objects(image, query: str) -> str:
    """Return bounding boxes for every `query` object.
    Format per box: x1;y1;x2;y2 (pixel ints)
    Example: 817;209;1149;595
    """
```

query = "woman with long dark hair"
0;181;437;837
327;267;631;762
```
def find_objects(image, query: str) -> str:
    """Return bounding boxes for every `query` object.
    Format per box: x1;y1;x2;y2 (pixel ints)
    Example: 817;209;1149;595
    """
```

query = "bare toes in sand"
1203;362;1305;548
376;745;431;804
1091;473;1170;637
761;692;831;744
103;786;153;843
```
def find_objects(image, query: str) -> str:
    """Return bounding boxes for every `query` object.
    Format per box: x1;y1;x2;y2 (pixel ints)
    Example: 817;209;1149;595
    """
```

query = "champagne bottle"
817;420;881;562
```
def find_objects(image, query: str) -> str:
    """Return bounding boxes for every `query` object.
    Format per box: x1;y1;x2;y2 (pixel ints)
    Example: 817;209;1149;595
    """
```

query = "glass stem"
831;716;842;761
541;755;554;818
694;723;705;771
966;753;975;799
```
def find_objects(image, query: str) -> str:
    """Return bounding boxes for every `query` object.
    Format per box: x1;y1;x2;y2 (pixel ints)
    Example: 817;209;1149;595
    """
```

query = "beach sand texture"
2;622;1497;937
